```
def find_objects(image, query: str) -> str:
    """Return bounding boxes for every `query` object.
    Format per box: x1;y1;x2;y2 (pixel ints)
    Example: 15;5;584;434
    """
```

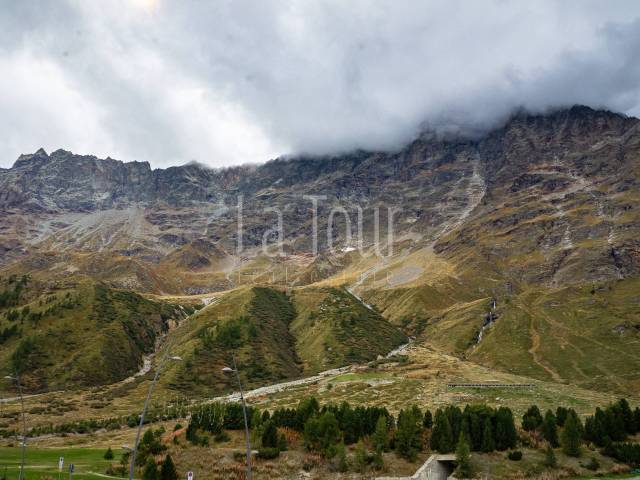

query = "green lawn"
331;372;390;383
0;447;123;480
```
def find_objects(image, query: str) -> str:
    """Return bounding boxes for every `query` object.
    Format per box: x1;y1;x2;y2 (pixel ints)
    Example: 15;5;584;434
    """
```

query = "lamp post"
4;374;26;480
222;355;252;480
128;354;182;480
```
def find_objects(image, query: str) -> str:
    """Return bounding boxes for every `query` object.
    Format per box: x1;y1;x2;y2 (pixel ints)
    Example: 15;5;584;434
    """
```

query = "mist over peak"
2;1;640;168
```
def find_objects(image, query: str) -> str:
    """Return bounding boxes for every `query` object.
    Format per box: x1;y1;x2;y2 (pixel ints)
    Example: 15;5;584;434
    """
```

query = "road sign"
187;471;194;480
58;457;64;471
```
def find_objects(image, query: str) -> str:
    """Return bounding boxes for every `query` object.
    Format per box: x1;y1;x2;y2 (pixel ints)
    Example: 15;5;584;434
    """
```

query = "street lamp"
128;353;182;480
4;374;26;480
222;355;252;480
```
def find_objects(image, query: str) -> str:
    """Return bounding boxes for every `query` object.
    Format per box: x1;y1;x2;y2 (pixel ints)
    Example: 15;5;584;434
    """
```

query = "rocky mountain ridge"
2;105;637;213
1;105;640;395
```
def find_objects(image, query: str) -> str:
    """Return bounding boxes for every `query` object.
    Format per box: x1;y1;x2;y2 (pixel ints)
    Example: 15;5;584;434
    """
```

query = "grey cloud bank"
2;0;640;168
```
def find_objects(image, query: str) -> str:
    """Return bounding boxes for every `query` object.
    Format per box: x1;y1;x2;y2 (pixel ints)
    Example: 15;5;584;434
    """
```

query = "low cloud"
2;0;640;168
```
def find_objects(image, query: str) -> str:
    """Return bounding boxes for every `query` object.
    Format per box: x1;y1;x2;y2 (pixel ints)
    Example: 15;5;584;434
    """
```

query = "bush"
278;433;288;451
584;456;600;471
214;431;230;443
257;447;280;460
543;445;557;468
104;447;114;460
232;451;245;462
508;450;523;461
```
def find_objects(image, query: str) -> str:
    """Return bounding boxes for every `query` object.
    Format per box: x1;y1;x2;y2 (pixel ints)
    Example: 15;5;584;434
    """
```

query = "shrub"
256;447;280;460
584;456;600;471
232;451;245;462
508;450;523;461
104;447;114;460
278;433;288;451
543;445;557;468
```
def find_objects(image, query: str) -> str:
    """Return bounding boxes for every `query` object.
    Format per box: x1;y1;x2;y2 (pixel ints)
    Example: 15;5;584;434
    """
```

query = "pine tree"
104;447;114;460
355;440;368;473
431;410;454;454
251;409;263;433
185;422;198;444
373;447;384;470
495;407;517;451
423;410;433;429
160;455;178;480
373;415;389;452
481;421;495;453
542;410;559;447
261;420;278;448
555;407;568;427
262;410;271;423
592;407;608;446
561;412;582;457
395;407;423;460
142;458;158;480
634;407;640;434
336;441;348;472
522;405;543;431
455;432;473;478
617;399;634;435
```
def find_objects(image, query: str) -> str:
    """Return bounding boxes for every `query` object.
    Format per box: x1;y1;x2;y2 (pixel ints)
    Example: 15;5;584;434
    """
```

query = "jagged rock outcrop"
0;105;639;291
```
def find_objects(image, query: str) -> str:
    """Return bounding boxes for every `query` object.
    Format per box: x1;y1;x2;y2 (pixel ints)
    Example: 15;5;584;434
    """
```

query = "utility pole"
128;353;182;480
223;355;252;480
4;373;25;480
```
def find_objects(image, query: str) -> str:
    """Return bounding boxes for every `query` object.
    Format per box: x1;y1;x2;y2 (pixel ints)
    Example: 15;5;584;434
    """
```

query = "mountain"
1;105;639;395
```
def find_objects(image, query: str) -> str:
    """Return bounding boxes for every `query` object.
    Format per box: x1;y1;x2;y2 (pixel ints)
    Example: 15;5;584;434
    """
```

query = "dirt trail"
526;313;564;383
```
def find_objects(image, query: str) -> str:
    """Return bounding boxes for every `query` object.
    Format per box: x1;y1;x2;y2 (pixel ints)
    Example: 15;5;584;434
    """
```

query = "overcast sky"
2;0;640;168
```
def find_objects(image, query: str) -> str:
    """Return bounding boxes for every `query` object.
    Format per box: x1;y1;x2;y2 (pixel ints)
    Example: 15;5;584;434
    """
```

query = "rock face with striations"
0;105;639;292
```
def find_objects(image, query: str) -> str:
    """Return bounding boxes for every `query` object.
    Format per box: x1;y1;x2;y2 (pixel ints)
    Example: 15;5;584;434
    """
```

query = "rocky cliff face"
0;105;639;292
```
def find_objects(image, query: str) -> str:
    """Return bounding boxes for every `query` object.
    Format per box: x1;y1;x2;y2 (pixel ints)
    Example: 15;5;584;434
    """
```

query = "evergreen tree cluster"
584;399;640;447
0;275;28;309
0;324;18;344
141;454;178;480
137;427;167;466
186;402;257;445
520;400;640;460
269;398;391;446
602;442;640;467
394;405;423;461
431;405;517;454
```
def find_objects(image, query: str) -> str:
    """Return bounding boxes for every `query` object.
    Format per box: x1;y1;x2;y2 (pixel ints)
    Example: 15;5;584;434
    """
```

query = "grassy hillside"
162;285;407;396
415;278;640;396
166;286;303;396
0;277;183;392
290;286;408;372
